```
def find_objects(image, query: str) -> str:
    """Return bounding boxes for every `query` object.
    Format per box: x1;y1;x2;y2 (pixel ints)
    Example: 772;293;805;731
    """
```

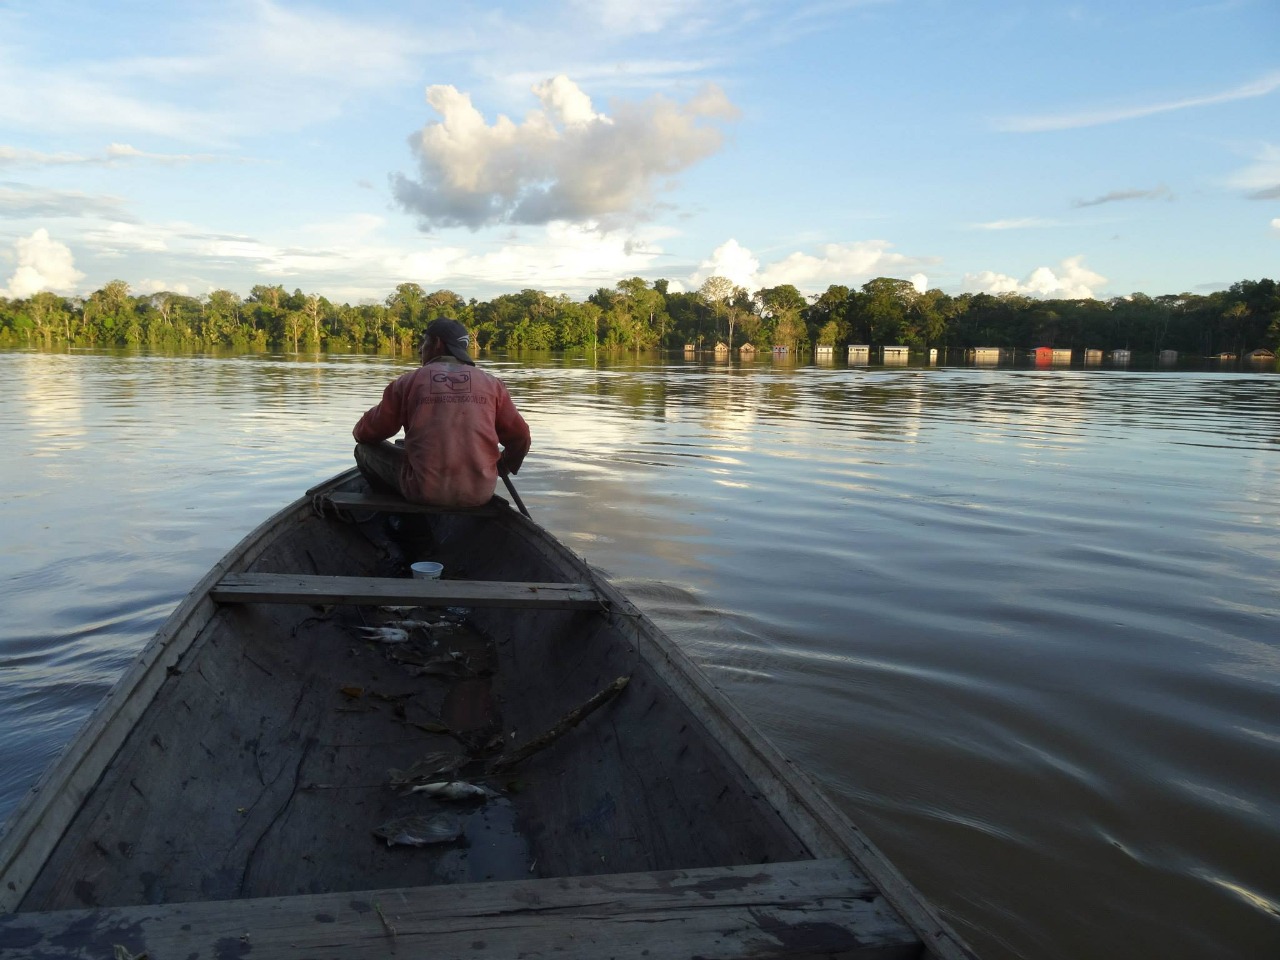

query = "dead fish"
372;814;464;847
388;753;468;785
406;780;495;801
356;626;411;644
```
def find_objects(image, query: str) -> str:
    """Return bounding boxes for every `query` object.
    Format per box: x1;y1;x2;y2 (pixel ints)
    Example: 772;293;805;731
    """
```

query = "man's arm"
494;386;531;475
353;377;406;443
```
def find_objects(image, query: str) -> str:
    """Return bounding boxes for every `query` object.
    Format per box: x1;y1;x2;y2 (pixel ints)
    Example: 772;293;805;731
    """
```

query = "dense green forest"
2;275;1277;358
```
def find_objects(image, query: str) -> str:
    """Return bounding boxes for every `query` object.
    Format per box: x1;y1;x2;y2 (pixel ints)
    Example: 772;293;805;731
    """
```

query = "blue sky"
0;0;1276;304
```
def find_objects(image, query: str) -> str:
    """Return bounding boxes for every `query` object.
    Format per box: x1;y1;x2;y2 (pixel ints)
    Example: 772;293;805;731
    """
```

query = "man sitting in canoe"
353;317;531;508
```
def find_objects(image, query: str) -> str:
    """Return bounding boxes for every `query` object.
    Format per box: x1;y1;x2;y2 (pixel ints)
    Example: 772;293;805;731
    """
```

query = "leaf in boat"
340;686;365;700
388;753;468;785
405;720;452;734
405;780;495;801
373;813;465;847
113;948;149;960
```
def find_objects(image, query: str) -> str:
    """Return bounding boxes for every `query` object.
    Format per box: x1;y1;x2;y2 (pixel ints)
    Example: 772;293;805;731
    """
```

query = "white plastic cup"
411;561;444;580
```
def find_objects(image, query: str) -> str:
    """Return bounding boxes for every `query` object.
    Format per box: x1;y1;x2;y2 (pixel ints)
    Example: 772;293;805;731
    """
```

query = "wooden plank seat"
0;858;921;960
211;573;605;609
321;491;505;515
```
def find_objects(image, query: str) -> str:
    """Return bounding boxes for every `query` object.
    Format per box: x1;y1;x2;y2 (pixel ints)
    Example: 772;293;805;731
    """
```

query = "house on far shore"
883;345;909;364
1246;348;1276;362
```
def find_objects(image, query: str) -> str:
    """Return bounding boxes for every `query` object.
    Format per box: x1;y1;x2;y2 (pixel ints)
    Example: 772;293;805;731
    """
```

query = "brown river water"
1;348;1278;959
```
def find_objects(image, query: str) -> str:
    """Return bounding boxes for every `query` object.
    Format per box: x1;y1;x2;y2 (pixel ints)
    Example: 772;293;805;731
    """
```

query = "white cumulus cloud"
1;229;85;298
691;238;935;295
1272;218;1280;230
963;255;1106;299
391;76;739;229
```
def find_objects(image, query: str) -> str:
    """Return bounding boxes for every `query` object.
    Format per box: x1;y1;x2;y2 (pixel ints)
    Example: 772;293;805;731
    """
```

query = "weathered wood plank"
211;573;605;609
0;859;922;960
323;491;503;515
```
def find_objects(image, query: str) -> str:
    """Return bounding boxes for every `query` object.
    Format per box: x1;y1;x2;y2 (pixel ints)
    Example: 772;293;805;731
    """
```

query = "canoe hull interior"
14;474;811;910
0;470;973;959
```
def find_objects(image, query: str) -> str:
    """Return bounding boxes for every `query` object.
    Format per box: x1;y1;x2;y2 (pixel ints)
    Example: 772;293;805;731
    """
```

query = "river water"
1;348;1278;958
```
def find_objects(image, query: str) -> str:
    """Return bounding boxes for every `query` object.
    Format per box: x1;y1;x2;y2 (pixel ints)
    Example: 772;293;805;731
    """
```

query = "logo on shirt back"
430;371;472;394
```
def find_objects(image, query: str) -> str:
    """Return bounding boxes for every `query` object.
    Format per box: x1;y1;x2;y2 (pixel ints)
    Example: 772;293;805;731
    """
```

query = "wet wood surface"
211;573;603;608
0;858;922;960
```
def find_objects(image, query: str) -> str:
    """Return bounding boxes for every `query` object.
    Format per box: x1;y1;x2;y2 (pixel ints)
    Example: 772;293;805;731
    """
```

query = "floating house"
928;348;938;364
1111;349;1132;365
1084;349;1103;364
1033;346;1053;365
883;345;909;364
973;346;1002;364
713;342;729;358
1246;348;1276;362
1159;349;1178;364
1052;348;1072;364
848;344;870;364
738;343;756;358
684;343;696;355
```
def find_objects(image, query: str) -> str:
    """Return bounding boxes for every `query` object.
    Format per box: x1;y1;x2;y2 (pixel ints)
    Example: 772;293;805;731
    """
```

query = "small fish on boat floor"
356;626;411;644
373;813;465;847
405;780;495;801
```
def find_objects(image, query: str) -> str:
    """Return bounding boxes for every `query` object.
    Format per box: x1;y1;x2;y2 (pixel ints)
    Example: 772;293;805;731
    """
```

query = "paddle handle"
499;467;531;519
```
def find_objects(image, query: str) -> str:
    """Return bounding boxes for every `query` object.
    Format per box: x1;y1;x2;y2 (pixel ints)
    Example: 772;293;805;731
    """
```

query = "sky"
0;0;1276;306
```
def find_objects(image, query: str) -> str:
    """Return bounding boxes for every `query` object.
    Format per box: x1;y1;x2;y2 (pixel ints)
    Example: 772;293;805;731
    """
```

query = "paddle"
499;465;532;519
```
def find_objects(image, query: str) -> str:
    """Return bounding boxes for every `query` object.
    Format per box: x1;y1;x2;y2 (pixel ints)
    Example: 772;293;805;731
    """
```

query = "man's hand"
498;449;523;476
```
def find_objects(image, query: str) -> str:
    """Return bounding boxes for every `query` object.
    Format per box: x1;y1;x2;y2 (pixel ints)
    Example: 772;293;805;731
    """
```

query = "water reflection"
1;350;1280;960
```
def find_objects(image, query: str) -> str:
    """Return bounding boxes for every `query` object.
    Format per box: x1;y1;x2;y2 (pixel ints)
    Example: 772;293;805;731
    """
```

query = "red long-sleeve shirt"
353;358;531;508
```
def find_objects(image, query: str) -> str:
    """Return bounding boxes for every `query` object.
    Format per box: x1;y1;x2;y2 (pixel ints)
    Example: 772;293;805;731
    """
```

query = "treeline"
2;275;1277;358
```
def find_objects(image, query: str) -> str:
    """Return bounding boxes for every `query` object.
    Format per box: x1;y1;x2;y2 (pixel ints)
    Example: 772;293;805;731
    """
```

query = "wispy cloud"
0;143;218;167
996;69;1280;132
0;0;433;143
971;217;1060;230
1072;184;1173;208
1227;144;1280;198
0;184;135;221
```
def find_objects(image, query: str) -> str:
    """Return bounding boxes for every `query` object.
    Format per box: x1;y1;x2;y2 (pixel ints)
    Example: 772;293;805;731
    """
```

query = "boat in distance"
0;468;975;959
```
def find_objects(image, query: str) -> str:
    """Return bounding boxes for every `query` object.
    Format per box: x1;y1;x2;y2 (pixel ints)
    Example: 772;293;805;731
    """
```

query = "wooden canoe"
0;469;975;959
